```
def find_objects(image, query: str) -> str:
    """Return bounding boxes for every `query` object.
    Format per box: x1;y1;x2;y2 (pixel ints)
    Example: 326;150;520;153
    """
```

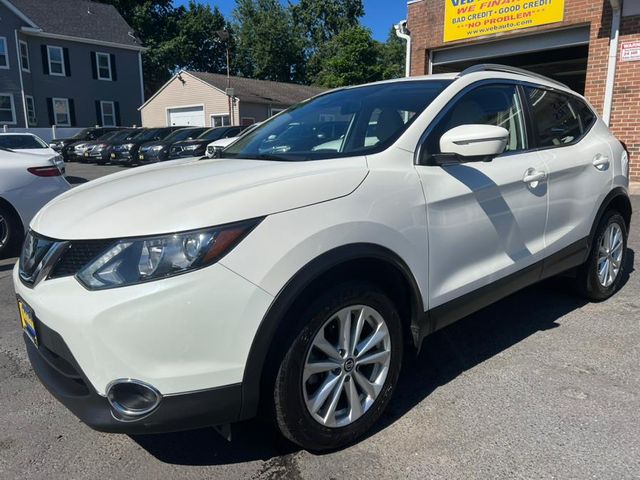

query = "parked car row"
49;125;249;167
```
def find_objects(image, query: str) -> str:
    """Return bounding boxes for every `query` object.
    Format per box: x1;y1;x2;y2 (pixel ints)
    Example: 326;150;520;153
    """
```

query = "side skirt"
423;237;589;337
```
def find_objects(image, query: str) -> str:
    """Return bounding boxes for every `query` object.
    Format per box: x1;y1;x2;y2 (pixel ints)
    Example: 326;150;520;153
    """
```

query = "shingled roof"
187;71;326;106
6;0;142;48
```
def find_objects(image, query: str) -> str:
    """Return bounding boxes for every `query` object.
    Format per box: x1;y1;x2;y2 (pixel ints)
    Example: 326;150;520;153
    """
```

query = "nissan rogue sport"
14;65;632;451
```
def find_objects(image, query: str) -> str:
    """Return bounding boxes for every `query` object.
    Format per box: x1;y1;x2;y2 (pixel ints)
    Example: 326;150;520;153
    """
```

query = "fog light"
106;379;161;420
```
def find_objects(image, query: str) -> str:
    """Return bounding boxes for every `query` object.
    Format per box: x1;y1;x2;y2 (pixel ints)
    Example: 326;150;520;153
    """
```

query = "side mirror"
439;124;509;163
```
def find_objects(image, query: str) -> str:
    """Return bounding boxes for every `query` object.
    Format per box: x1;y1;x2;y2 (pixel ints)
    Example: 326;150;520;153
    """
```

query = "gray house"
0;0;144;129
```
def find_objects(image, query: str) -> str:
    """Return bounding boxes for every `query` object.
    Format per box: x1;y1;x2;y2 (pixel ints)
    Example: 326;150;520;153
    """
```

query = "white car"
0;149;70;257
0;133;65;173
14;66;632;451
205;122;263;158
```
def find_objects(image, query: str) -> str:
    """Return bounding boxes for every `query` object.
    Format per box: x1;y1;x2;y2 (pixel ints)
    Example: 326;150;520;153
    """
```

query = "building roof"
187;71;326;106
6;0;142;48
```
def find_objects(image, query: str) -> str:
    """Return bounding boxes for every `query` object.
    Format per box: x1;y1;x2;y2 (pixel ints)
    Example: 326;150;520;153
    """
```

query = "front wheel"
575;210;628;301
0;205;21;258
273;282;403;451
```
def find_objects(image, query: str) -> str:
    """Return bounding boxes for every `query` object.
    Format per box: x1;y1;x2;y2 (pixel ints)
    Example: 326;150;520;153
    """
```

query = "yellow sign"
444;0;565;43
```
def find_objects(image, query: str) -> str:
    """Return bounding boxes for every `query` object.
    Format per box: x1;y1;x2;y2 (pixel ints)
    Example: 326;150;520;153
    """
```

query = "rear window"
525;87;595;148
0;135;48;149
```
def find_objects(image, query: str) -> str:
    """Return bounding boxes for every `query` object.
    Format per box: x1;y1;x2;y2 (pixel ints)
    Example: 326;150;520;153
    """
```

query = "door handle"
593;154;610;170
523;169;547;186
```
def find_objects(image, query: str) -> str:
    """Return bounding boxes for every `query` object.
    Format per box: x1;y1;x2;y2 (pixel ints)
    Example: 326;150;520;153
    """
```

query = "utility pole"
217;30;234;126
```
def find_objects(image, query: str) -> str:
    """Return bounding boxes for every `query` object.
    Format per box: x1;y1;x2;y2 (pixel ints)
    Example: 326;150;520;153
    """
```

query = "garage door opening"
431;27;590;94
167;106;205;127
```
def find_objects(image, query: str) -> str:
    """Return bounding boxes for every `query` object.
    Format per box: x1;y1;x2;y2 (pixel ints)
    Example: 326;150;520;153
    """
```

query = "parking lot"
0;163;638;479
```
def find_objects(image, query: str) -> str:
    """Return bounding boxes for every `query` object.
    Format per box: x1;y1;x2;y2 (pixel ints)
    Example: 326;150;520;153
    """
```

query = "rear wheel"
575;210;628;301
0;205;21;258
273;282;403;451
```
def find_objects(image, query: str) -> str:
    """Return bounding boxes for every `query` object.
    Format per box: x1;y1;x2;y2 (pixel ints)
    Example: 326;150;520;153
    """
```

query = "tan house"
139;70;325;128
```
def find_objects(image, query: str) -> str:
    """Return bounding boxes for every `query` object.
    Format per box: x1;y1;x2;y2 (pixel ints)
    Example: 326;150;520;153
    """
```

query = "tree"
173;1;231;74
232;0;305;82
291;0;364;52
95;0;184;95
311;26;382;88
380;27;406;80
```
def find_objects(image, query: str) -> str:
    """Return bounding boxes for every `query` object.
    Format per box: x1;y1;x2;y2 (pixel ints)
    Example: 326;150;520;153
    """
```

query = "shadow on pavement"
133;250;634;466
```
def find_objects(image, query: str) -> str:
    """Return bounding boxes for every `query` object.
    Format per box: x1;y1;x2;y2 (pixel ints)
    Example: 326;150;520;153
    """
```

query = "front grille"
49;239;114;279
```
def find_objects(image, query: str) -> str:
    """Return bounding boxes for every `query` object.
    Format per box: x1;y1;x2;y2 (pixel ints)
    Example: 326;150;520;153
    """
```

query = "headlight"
183;145;198;151
76;219;261;290
151;145;164;152
123;143;135;150
93;144;107;152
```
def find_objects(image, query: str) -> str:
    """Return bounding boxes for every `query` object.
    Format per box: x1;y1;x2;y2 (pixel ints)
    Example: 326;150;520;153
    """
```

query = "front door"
415;83;549;313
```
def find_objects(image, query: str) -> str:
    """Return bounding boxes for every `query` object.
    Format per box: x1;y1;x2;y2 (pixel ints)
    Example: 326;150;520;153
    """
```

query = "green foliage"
98;0;407;93
232;0;305;82
380;27;406;80
311;26;382;88
172;1;231;74
291;0;364;51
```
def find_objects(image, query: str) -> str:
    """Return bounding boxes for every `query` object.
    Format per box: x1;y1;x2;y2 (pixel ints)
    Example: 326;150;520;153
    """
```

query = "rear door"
524;86;613;256
416;82;549;311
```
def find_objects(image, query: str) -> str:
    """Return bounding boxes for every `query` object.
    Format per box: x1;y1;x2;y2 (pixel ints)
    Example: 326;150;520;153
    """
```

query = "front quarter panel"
220;149;429;308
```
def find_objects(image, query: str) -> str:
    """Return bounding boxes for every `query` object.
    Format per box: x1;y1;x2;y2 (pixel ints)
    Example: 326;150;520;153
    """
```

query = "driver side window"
423;84;528;164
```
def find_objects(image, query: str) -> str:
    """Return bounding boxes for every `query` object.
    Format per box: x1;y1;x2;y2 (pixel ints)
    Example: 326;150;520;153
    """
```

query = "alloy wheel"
302;305;391;428
597;222;624;288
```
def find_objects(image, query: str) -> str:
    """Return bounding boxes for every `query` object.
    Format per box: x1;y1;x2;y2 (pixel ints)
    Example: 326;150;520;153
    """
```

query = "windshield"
111;130;140;142
0;135;48;149
132;129;162;142
96;131;120;141
164;128;207;142
71;128;93;139
198;128;227;141
222;80;452;161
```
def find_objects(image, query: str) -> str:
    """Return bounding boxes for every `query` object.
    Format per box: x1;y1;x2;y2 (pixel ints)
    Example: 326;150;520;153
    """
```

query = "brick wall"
407;0;640;181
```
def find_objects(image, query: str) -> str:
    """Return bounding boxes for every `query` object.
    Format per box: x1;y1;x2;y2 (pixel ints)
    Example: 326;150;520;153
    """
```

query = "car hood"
31;156;368;239
173;139;208;148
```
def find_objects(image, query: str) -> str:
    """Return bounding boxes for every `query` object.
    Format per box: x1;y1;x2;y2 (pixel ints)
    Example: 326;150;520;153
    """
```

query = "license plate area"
17;297;38;347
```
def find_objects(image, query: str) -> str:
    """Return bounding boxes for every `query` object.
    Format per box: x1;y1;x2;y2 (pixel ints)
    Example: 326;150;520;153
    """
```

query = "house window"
0;37;9;69
0;94;16;124
47;46;65;76
100;101;116;126
25;96;36;125
270;108;285;117
19;41;29;72
211;114;230;127
53;98;70;126
96;52;112;80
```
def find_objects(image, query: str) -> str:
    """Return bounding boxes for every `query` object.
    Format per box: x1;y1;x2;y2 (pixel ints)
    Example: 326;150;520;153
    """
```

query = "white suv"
14;65;632;451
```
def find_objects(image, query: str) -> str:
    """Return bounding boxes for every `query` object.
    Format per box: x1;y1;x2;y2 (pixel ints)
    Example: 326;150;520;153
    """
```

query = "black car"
50;127;123;162
67;130;126;162
137;127;208;164
86;129;144;164
110;127;182;166
168;126;245;159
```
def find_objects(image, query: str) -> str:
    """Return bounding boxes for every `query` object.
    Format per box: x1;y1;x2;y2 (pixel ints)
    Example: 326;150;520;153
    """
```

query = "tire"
575;210;628;301
273;281;403;451
0;204;22;258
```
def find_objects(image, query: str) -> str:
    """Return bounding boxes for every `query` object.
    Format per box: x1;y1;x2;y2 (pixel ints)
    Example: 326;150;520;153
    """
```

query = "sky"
174;0;408;42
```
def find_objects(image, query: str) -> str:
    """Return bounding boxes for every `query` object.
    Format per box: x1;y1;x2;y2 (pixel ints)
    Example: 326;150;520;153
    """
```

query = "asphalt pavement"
0;163;638;479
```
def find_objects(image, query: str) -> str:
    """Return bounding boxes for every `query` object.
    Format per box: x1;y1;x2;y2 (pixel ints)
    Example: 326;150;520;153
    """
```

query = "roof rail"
458;64;570;89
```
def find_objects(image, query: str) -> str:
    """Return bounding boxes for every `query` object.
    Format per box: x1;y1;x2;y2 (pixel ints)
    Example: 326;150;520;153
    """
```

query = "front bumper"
111;150;136;165
24;323;242;433
13;261;274;432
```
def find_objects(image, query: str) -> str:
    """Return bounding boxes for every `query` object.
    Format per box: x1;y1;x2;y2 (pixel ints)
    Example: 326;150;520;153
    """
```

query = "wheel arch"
590;188;632;244
238;243;426;420
0;196;26;234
